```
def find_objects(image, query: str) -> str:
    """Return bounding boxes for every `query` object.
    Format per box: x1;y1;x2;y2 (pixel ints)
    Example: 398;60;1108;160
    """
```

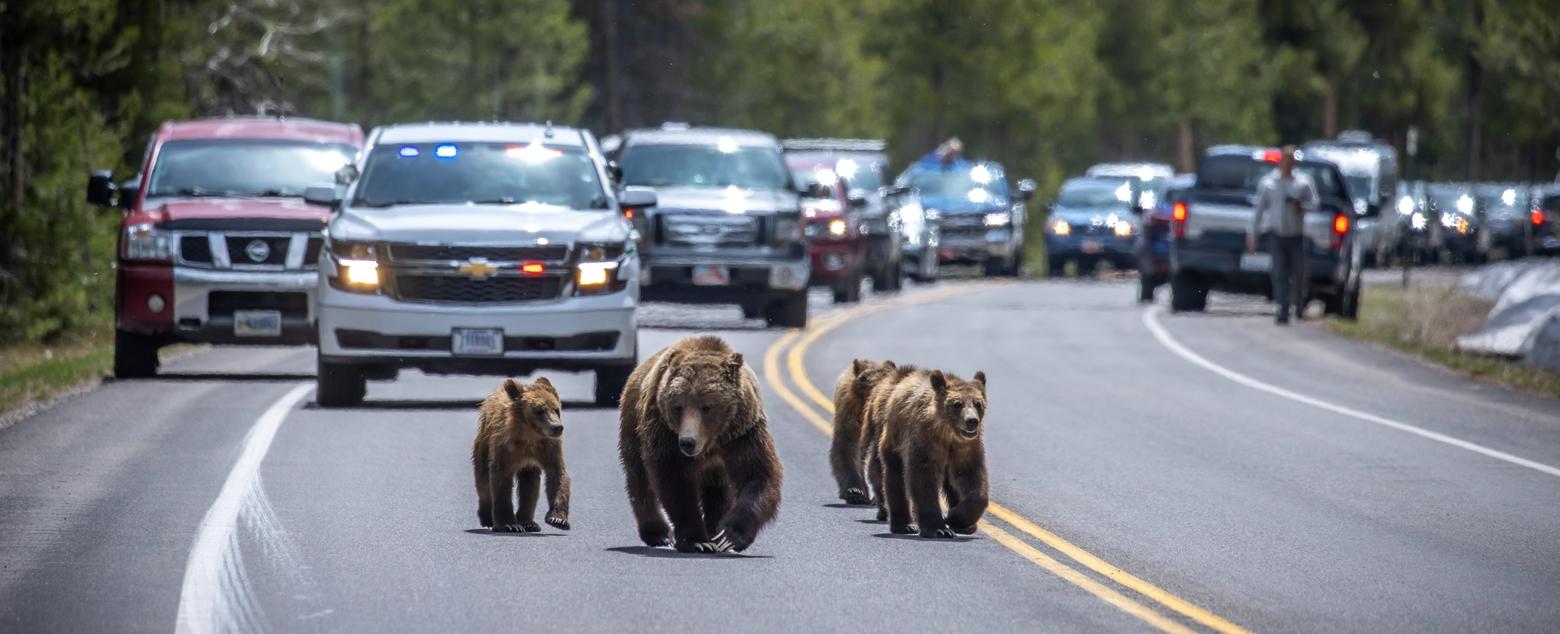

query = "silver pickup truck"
1168;146;1362;318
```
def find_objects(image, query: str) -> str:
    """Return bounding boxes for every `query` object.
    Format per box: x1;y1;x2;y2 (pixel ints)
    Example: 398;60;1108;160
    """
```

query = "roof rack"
781;138;888;152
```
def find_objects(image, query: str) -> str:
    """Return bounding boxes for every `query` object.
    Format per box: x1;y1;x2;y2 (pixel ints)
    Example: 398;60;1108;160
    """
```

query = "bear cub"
874;369;989;538
829;359;898;505
473;377;571;532
618;336;783;553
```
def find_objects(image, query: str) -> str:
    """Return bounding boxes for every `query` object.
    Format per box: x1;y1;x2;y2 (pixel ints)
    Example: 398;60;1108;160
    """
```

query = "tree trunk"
601;0;621;132
1322;81;1338;139
1464;3;1484;181
1177;119;1195;173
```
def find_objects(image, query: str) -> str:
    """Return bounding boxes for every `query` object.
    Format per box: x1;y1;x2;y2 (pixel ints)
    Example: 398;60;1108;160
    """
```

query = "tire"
1138;277;1155;303
113;329;160;379
766;291;809;329
833;272;862;303
315;355;366;408
594;365;634;407
1047;256;1065;278
1169;271;1207;313
870;261;900;293
740;302;763;320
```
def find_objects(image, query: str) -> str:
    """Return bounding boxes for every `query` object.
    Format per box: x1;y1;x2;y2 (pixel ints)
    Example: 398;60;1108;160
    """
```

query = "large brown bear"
618;336;783;553
829;359;897;505
473;377;571;532
871;368;989;538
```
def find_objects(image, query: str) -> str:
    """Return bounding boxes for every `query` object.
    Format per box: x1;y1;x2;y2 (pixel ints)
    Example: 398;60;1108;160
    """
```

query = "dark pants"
1268;233;1307;320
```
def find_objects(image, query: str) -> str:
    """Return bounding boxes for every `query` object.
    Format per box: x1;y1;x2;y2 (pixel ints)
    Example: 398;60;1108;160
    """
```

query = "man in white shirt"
1247;146;1318;325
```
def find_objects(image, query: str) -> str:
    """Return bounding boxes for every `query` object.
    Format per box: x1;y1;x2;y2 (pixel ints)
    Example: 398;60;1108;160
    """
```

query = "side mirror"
334;164;359;186
87;170;116;207
618;186;657;211
608;160;624;183
303;185;342;207
118;178;140;210
1017;179;1037;202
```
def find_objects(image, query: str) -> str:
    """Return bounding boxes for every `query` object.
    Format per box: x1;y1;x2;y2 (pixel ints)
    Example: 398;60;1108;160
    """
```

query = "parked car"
1085;162;1175;210
615;125;811;327
1169;146;1360;318
1045;176;1142;276
1423;184;1483;263
85;116;362;378
1392;181;1439;263
311;122;650;407
782;139;905;291
1535;186;1560;255
897;158;1034;276
787;160;868;302
1138;173;1194;301
1302;131;1400;267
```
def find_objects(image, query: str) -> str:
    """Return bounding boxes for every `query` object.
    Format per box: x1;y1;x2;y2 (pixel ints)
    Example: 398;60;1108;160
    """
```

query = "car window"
621;143;790;190
146;139;355;198
352;142;608;209
902;164;1009;202
1057;179;1133;209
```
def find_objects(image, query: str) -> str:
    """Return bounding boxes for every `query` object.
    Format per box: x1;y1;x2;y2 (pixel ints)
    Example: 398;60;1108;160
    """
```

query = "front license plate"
1081;240;1102;254
452;328;503;356
1239;253;1272;272
233;310;282;337
691;265;731;286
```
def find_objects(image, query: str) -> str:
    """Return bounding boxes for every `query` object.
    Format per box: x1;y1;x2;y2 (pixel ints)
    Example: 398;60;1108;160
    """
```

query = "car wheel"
594;365;634;407
1047;256;1065;278
834;272;863;303
1169;271;1207;312
113;329;160;379
766;291;809;329
315;355;366;408
1138;277;1155;303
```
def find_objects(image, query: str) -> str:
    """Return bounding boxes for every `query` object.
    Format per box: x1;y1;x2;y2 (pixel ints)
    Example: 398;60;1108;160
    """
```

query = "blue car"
897;158;1034;276
1044;176;1143;276
1138;174;1195;301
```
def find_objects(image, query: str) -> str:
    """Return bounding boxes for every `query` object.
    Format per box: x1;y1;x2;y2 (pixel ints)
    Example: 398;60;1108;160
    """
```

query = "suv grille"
389;244;568;262
663;214;761;247
391;275;563;303
181;236;213;264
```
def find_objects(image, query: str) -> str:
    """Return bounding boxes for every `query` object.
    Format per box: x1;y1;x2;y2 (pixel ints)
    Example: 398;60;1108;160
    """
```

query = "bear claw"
693;531;735;554
545;513;570;530
924;527;956;539
519;521;542;533
841;488;871;505
494;523;525;533
890;523;918;535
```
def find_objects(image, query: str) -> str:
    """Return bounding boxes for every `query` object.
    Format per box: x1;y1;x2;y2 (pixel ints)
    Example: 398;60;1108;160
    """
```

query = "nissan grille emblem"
244;239;271;263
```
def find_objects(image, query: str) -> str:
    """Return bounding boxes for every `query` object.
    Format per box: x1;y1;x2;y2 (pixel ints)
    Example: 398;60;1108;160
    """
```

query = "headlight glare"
983;212;1011;227
1050;218;1071;236
122;223;173;261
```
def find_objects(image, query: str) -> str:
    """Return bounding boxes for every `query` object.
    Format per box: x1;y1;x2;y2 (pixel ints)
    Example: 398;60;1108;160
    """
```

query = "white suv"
308;122;655;407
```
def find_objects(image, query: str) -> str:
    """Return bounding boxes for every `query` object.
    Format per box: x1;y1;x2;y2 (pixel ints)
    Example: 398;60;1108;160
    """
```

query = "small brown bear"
829;359;898;505
861;363;923;520
473;377;571;533
873;369;989;538
618;336;783;553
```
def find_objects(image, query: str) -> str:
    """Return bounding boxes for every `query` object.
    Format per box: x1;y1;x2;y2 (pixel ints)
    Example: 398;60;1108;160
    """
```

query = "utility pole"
1403;126;1418;289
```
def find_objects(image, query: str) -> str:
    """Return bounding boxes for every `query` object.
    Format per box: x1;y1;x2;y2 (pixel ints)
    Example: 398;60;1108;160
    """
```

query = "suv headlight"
121;223;173;261
575;241;631;295
326;239;380;293
983;212;1011;227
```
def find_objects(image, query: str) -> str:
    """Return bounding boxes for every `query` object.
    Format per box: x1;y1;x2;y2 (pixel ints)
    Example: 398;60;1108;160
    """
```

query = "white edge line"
1142;307;1560;479
175;382;313;634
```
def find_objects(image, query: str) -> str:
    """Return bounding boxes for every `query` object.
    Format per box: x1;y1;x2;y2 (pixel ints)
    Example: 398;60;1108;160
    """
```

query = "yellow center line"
764;283;1249;634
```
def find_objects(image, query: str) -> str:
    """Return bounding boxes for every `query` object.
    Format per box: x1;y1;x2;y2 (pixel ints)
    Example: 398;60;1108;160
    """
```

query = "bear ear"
973;371;986;395
502;378;523;401
883;360;896;370
725;352;745;378
929;370;947;395
851;359;867;376
533;376;557;396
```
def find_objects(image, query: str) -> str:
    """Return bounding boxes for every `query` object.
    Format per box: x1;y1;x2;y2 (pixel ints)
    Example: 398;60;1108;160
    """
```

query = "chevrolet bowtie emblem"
458;258;498;279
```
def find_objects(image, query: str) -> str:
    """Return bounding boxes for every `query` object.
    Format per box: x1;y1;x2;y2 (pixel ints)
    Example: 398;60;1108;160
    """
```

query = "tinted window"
353;143;607;209
621;143;789;190
1196;156;1343;200
146;139;354;198
1057;179;1133;209
903;164;1008;201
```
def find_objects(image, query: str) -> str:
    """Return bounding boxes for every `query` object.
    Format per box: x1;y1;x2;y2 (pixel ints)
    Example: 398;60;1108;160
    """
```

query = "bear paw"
693;531;736;554
890;523;918;535
948;522;978;535
841;488;872;505
875;507;888;522
519;520;542;533
478;511;493;528
493;523;526;533
639;521;672;547
545;512;570;530
922;527;956;539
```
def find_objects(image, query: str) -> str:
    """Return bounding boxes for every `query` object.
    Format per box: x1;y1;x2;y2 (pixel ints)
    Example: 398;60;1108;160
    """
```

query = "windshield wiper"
468;197;519;205
355;199;425;208
254;188;302;197
155;186;228;198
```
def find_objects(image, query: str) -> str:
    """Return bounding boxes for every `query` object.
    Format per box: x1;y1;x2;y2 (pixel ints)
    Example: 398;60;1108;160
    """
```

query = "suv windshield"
145;139;354;198
352;142;608;209
903;164;1008;202
1058;179;1133;209
621;144;789;190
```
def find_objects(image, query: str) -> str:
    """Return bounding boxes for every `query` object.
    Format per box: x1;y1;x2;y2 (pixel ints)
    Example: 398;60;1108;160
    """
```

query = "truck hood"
331;204;629;245
141;197;330;228
649;186;799;214
919;195;1009;215
1052;205;1137;224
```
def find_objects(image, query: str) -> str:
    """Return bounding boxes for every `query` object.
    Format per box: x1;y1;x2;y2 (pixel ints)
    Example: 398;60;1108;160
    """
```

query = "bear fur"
829;359;898;504
861;363;922;519
870;368;989;538
618;336;783;553
473;377;571;532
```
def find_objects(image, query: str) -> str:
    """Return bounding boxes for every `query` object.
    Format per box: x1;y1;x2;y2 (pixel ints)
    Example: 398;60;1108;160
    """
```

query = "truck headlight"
122;223;173;261
1049;218;1071;236
828;218;848;237
575;241;630;295
327;240;380;292
1114;222;1133;238
983;212;1011;227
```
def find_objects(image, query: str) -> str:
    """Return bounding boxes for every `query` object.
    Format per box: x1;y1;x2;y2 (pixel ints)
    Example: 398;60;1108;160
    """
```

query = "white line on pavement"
1142;307;1560;480
175;383;313;634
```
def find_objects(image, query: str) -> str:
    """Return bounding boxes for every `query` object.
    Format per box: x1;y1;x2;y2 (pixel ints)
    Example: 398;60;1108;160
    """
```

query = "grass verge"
1327;284;1560;400
0;329;115;424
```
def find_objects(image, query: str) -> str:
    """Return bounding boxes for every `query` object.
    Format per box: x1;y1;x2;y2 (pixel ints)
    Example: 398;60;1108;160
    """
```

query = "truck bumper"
640;254;810;303
119;264;317;345
808;239;864;283
937;229;1013;263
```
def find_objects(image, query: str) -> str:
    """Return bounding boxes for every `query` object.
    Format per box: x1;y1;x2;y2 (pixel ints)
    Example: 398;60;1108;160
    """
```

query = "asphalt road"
2;280;1557;632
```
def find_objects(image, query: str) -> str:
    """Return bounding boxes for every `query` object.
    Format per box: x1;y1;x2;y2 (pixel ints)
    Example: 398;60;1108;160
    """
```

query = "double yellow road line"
761;284;1247;634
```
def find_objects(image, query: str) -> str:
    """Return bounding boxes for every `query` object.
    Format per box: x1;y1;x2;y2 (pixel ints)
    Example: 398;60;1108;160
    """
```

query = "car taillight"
1532;209;1545;226
1172;201;1188;238
1331;212;1349;250
1262;149;1283;163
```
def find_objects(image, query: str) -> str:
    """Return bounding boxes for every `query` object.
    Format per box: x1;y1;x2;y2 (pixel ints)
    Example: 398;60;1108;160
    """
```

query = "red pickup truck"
86;116;363;377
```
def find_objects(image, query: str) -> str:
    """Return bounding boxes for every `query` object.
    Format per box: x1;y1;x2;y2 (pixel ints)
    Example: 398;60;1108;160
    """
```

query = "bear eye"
672;406;683;417
975;402;985;416
700;405;711;414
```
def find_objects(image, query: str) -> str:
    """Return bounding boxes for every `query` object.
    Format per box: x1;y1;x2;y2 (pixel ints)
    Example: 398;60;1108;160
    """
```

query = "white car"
307;122;655;407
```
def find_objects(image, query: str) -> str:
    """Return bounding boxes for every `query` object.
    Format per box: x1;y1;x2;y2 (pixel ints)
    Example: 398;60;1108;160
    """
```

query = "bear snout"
678;436;699;456
960;418;980;436
548;425;564;438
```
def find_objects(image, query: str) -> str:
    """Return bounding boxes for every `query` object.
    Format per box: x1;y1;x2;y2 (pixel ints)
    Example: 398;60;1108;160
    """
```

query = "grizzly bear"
473;377;571;532
829;359;897;505
872;369;989;538
861;363;923;520
618;336;783;553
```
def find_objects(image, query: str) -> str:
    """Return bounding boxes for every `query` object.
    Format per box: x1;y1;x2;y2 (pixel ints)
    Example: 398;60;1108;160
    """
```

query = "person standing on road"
1247;145;1318;325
